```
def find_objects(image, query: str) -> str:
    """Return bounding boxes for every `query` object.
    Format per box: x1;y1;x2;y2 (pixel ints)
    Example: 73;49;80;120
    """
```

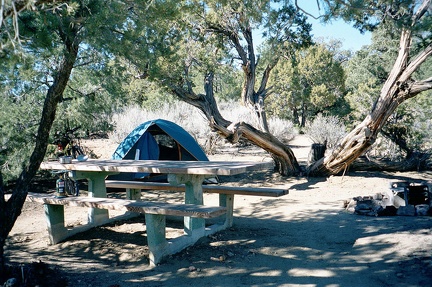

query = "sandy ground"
6;136;432;287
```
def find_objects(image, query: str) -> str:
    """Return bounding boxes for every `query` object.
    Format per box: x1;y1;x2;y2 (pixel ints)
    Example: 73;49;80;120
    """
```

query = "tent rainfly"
110;119;209;181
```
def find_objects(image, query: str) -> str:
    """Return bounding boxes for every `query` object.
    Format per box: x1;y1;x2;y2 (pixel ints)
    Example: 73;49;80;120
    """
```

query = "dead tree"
169;1;431;177
170;72;301;176
308;3;432;176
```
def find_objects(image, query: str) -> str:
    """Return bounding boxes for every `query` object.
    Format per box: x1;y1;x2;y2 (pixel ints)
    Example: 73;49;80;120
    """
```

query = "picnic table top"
40;159;274;176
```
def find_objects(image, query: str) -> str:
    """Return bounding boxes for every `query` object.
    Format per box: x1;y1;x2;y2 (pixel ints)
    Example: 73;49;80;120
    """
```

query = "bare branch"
1;0;71;48
381;29;412;94
294;0;321;20
408;77;432;95
399;43;432;83
412;0;431;24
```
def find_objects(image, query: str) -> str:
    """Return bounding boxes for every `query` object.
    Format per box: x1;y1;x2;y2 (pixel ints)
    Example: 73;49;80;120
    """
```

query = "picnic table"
37;159;275;265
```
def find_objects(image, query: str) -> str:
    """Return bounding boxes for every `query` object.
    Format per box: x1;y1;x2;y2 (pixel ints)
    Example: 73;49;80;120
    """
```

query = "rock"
377;205;398;216
415;204;429;216
397;205;416;216
354;197;383;216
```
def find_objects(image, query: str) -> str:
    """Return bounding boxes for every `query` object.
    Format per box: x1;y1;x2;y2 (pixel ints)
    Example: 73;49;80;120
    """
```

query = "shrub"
219;100;298;143
108;102;211;145
109;100;298;153
268;117;298;143
304;114;346;149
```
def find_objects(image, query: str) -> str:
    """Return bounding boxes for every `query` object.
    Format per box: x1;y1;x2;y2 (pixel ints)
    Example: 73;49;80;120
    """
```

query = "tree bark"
308;143;326;165
307;24;432;176
211;121;300;176
0;19;80;278
189;13;302;175
170;72;301;176
350;153;431;172
174;1;431;178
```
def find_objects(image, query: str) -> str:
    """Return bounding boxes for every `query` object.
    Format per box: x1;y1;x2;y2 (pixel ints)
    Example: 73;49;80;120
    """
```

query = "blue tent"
110;119;208;180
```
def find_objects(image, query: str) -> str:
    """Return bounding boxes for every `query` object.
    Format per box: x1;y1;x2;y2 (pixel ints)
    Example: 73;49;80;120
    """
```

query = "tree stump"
308;143;326;165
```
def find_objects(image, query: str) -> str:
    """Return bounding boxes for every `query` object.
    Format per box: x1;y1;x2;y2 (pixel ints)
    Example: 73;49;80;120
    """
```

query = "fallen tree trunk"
350;153;431;172
211;120;301;176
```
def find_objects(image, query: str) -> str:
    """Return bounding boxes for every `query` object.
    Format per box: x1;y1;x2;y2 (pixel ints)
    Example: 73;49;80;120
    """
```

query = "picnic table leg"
44;204;68;244
72;171;112;225
145;213;168;266
219;194;234;228
126;188;141;200
168;174;208;236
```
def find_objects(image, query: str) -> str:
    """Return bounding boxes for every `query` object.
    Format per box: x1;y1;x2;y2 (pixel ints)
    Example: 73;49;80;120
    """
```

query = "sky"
307;16;372;51
297;2;371;52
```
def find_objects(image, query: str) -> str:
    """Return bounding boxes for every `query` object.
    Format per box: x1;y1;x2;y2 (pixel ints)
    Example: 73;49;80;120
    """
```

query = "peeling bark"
211;121;300;176
307;3;432;176
174;1;431;178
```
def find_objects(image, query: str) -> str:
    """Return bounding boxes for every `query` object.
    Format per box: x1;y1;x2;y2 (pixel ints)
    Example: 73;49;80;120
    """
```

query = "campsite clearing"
7;136;432;287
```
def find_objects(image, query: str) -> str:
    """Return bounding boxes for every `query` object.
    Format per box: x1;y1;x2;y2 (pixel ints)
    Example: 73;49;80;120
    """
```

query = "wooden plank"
105;180;289;197
204;185;288;196
27;193;226;219
40;159;274;176
106;180;183;191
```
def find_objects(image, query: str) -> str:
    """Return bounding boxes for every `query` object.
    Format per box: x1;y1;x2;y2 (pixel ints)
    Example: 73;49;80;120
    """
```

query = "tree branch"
409;77;432;95
400;43;432;82
412;0;431;24
381;28;412;95
1;0;66;19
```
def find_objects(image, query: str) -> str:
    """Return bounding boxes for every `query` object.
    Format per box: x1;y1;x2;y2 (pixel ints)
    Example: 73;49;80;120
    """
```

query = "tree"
308;0;432;175
0;0;107;278
345;25;432;162
0;0;72;49
268;42;346;127
109;1;313;176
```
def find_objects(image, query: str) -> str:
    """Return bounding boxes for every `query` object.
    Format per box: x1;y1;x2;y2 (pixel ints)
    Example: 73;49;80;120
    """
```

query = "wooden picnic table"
40;159;273;224
39;159;274;265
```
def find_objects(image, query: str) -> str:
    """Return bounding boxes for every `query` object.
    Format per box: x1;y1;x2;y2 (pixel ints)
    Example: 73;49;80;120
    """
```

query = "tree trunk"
350;152;431;172
292;108;300;126
171;73;301;176
173;2;431;178
300;102;307;128
308;143;326;165
0;20;80;278
211;121;300;176
308;27;432;176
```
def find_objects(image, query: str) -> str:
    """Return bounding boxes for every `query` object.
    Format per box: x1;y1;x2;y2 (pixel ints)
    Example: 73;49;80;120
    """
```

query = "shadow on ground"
6;171;432;287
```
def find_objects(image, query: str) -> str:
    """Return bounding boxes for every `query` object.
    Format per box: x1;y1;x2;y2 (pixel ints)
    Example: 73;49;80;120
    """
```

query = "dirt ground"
6;136;432;287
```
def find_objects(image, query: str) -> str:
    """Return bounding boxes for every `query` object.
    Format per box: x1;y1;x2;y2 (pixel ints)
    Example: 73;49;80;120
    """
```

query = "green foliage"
2;0;428;183
344;26;400;124
268;42;346;127
0;0;128;183
124;78;176;110
213;68;243;102
383;92;432;154
320;0;427;34
0;93;43;183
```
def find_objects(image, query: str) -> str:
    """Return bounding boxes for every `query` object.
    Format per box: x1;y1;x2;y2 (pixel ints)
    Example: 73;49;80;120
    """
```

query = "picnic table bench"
27;192;226;265
105;180;289;227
